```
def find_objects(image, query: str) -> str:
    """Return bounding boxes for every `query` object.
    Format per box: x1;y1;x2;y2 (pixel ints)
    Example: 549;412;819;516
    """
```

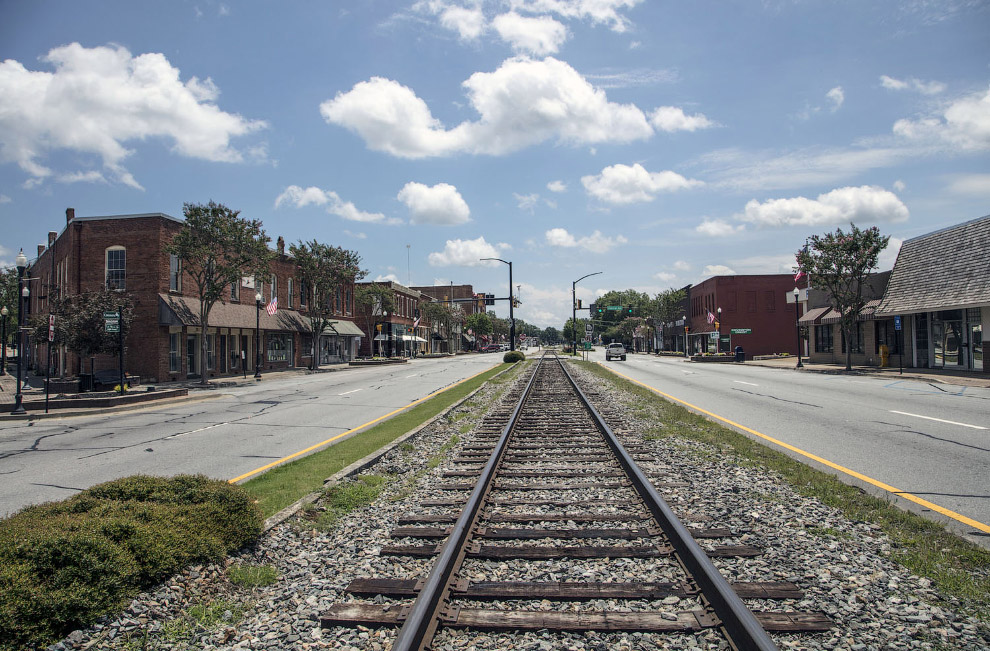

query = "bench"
93;370;136;390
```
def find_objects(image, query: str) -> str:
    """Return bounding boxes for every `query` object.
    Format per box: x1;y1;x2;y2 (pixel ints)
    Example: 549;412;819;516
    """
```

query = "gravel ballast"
48;360;989;650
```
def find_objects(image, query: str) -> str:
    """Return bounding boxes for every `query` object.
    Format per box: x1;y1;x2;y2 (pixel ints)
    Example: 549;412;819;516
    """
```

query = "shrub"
503;351;525;363
0;475;262;650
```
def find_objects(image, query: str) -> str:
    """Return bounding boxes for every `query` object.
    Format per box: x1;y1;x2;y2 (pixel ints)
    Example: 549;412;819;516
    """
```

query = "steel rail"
391;355;546;651
554;355;779;651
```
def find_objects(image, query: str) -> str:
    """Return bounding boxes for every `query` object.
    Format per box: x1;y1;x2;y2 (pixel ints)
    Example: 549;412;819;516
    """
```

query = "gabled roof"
877;215;990;315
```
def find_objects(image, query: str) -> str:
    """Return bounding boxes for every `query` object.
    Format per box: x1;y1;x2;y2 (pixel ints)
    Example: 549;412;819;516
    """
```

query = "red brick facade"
28;209;363;383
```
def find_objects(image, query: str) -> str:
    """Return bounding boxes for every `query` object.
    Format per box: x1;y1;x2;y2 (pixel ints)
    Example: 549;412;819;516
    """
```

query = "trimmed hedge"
503;351;525;363
0;475;262;650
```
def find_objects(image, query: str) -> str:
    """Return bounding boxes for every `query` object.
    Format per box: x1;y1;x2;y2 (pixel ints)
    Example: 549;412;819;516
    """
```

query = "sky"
1;0;988;329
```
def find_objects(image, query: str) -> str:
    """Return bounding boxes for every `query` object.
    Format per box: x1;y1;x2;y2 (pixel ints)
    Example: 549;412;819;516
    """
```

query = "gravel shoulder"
49;359;990;651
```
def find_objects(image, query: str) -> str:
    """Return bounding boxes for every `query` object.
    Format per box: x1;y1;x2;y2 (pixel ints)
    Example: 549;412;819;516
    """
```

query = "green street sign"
730;328;752;334
606;305;621;311
104;310;120;333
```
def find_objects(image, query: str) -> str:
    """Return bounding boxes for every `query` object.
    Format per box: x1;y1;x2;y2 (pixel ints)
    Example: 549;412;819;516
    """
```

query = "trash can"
78;373;93;392
734;346;745;362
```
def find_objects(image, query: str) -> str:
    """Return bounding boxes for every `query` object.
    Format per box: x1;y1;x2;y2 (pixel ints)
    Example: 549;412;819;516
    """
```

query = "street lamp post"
254;291;263;380
793;288;804;368
716;306;722;353
0;306;7;376
572;272;603;355
12;250;28;414
480;258;515;351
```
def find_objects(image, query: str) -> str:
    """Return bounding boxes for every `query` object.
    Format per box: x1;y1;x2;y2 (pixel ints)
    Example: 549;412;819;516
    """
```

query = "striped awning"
798;306;831;325
820;300;884;324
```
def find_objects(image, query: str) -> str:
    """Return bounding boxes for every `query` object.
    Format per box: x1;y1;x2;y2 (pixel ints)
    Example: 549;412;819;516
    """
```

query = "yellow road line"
228;365;499;484
602;364;990;535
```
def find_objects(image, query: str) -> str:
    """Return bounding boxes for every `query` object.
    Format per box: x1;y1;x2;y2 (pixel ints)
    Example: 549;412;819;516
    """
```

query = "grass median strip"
240;363;511;518
581;360;990;624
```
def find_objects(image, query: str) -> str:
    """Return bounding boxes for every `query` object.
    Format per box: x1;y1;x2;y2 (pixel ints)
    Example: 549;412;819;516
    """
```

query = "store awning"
324;320;366;337
408;336;428;343
462;334;475;343
158;293;310;332
797;306;831;325
820;300;884;325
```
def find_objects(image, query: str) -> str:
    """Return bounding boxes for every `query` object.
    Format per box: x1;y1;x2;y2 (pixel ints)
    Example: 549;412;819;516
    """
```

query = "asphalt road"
0;354;503;517
592;351;990;548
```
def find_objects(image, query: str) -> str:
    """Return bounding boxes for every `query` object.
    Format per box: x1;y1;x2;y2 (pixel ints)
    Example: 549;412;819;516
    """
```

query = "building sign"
104;311;120;333
894;316;901;331
730;328;752;334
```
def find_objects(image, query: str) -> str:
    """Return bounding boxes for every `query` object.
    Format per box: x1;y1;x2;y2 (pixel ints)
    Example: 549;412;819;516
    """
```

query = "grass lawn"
240;362;514;518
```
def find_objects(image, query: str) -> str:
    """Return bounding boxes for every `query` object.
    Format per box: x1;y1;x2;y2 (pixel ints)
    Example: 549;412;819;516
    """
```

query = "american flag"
413;317;420;328
706;309;716;324
266;297;278;316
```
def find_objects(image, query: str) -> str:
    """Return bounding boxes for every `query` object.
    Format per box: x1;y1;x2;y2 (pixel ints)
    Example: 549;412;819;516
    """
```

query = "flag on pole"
706;310;716;324
266;297;278;316
413;317;420;328
794;269;806;282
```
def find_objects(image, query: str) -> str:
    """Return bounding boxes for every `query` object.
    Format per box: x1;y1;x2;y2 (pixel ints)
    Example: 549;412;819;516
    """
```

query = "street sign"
606;305;621;311
48;314;55;342
709;332;718;340
104;310;120;333
585;323;593;334
730;328;752;334
894;315;902;331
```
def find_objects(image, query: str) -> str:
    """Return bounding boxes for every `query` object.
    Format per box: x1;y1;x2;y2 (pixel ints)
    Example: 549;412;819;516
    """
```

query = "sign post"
894;315;902;375
105;311;124;395
45;315;55;413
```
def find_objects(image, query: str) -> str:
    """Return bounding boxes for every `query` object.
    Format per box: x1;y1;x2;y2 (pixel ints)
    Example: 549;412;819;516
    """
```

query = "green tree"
421;301;462;353
562;317;589;349
593;289;650;327
166;201;273;384
30;290;135;375
795;223;889;370
0;267;17;352
355;283;395;357
290;241;366;368
464;312;493;340
541;326;560;345
649;287;687;351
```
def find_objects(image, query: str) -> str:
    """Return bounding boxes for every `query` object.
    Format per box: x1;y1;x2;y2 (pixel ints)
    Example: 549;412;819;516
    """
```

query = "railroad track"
321;352;831;649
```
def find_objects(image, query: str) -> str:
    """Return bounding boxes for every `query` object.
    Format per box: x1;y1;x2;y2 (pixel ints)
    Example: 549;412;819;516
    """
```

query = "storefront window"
815;325;833;353
267;333;291;363
169;333;181;372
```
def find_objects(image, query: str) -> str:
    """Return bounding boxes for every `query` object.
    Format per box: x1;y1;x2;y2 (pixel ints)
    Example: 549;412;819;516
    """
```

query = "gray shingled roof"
877;214;990;315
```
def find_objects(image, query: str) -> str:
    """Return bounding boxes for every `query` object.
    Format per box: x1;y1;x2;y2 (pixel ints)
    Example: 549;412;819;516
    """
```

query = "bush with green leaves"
0;475;262;650
503;351;525;363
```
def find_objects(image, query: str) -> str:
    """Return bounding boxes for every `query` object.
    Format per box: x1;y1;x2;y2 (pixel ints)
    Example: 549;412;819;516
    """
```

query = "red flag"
266;297;278;316
706;310;716;324
794;269;806;282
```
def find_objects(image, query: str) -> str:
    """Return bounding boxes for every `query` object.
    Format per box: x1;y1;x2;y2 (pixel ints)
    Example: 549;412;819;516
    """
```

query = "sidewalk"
732;355;990;389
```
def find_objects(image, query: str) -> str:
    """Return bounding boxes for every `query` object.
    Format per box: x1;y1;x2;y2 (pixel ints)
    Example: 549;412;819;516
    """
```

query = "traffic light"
626;305;633;314
589;302;596;314
597;304;604;314
577;299;582;309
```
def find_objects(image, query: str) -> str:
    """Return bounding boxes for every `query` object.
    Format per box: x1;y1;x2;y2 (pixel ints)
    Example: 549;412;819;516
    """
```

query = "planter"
689;355;737;363
47;379;81;394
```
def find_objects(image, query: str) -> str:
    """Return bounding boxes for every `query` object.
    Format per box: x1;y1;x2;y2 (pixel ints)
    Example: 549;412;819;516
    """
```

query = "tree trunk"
843;324;853;371
199;302;210;385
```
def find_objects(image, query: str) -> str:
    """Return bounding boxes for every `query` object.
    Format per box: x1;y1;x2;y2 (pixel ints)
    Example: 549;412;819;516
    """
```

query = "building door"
186;335;199;378
972;323;983;371
241;334;250;370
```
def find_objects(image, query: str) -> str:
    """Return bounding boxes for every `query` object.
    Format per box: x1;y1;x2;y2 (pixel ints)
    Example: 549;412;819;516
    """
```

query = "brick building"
687;274;801;358
412;284;485;351
28;209;363;383
354;281;433;357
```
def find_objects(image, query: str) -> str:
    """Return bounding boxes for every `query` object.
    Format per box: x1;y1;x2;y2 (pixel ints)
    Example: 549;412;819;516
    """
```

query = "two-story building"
355;281;430;357
28;208;364;383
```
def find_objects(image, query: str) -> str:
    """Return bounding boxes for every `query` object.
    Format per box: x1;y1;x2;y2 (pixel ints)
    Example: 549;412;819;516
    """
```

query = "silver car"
605;343;626;361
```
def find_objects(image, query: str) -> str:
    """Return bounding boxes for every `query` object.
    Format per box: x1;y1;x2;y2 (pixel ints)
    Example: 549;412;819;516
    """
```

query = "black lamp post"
480;258;516;351
12;250;28;415
254;291;263;379
572;271;602;355
716;306;722;353
1;305;8;376
793;287;804;368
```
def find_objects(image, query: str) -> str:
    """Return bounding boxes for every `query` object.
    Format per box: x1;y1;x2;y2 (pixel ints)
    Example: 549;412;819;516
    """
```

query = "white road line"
733;380;758;386
406;374;418;378
889;410;987;430
338;388;363;396
165;423;225;439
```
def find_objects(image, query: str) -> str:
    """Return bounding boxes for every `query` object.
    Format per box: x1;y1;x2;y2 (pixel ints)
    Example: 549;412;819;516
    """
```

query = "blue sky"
1;0;988;328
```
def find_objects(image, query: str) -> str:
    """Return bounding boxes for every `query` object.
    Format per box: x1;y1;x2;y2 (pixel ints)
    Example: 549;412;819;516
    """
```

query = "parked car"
605;343;626;361
482;344;501;353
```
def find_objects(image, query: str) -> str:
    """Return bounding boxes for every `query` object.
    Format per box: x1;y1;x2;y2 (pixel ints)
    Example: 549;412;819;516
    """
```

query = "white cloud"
514;192;540;212
343;230;367;239
509;0;644;33
947;173;990;196
57;170;107;184
0;43;266;189
547;180;567;192
703;264;735;276
439;4;486;40
320;57;653;159
650;106;715;132
740;185;909;227
880;75;946;95
653;271;677;282
397;181;470;225
893;179;906;191
0;194;10;204
893;86;990;151
581;163;703;204
275;185;400;224
696;218;745;237
493;12;568;55
544;227;627;253
826;86;844;111
672;260;690;271
376;273;401;283
428;236;504;266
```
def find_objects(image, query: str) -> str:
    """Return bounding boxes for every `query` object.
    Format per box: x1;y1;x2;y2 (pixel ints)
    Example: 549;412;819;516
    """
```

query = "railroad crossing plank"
753;611;833;631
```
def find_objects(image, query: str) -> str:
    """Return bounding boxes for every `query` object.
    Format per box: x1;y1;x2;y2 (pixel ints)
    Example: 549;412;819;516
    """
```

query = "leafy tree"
562;317;589;348
541;326;561;345
464;312;493;340
795;223;889;370
355;283;395;357
421;301;462;353
290;241;366;368
490;315;509;341
0;267;17;351
592;289;651;327
30;290;134;375
649;287;687;351
166;201;273;384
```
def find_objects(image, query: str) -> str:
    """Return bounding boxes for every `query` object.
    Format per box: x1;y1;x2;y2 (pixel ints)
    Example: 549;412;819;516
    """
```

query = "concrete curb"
260;362;520;532
0;392;225;421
